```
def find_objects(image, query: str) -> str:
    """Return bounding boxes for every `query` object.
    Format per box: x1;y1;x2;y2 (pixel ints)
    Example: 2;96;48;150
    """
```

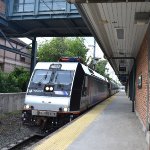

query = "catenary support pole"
93;39;96;70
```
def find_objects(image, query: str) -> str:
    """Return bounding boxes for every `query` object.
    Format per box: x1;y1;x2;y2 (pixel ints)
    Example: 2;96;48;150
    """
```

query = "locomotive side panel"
87;76;109;107
79;75;91;111
70;63;85;111
79;75;110;112
110;82;119;95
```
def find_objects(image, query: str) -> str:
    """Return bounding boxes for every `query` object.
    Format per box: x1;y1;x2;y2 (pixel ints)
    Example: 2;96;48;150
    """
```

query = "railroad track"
2;134;44;150
1;102;104;150
1;125;61;150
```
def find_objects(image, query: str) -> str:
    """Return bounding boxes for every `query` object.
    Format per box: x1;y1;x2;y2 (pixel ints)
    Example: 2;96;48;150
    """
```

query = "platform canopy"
67;0;150;84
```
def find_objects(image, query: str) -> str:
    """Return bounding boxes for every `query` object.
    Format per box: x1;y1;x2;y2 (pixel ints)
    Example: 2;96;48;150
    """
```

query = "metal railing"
8;0;78;17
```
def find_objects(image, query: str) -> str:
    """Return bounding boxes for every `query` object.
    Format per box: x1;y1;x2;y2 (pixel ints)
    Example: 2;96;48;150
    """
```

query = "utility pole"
88;38;96;70
93;39;96;70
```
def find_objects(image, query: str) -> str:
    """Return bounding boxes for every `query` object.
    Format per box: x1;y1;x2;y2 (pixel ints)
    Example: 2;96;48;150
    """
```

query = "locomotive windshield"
31;70;52;84
27;69;74;97
54;71;73;85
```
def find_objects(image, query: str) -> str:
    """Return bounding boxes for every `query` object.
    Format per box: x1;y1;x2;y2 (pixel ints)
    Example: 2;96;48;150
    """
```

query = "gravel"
0;111;39;149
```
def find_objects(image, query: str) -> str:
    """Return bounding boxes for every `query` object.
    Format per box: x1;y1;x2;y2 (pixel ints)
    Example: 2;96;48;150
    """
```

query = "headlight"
45;86;50;91
24;104;33;110
63;107;68;112
49;86;54;92
44;85;54;92
24;104;30;109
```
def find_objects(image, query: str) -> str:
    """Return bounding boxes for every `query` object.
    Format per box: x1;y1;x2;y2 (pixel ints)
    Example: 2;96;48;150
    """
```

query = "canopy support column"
30;37;37;75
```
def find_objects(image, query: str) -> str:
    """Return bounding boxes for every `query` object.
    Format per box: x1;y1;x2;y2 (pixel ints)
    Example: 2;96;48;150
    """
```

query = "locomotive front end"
22;63;75;129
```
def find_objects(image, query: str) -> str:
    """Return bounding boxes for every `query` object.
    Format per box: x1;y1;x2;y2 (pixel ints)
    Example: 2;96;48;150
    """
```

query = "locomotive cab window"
31;70;52;84
28;69;74;96
30;69;74;85
54;70;74;85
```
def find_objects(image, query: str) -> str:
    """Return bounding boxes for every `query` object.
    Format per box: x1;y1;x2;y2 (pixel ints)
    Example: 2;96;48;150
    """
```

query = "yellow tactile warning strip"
33;96;116;150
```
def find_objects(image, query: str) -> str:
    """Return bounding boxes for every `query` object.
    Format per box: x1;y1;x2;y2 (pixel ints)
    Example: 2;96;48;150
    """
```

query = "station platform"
32;92;148;150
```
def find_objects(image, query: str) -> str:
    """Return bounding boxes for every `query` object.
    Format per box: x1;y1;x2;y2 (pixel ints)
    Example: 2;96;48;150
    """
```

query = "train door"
108;82;111;96
80;75;89;110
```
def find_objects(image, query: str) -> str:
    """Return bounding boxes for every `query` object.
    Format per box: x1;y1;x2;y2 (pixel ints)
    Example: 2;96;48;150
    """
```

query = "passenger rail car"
109;81;119;95
22;61;117;129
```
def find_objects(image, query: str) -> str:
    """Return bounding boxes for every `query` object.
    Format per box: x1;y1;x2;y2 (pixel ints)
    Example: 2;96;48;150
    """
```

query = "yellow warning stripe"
33;96;115;150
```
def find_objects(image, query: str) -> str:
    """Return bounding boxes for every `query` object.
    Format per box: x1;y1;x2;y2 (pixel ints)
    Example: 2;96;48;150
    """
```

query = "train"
22;57;119;129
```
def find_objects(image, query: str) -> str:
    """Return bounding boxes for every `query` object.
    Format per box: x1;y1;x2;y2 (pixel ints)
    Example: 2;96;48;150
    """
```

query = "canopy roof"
68;1;150;84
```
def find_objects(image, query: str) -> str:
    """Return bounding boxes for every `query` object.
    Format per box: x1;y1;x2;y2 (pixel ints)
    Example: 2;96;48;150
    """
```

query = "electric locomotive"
22;57;112;129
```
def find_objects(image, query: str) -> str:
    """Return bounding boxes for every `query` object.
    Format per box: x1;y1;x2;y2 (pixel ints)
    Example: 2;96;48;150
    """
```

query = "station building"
0;38;31;72
0;0;31;72
0;0;149;145
135;32;150;136
68;1;150;143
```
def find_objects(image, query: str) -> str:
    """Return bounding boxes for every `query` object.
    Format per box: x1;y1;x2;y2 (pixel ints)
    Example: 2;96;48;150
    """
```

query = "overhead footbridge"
0;0;91;72
0;0;91;37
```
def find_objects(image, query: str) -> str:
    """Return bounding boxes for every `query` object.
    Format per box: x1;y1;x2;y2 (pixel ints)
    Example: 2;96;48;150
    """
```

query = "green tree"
0;71;8;93
0;70;20;93
95;59;108;77
0;68;30;93
38;37;88;63
38;38;63;62
64;37;87;62
88;59;110;79
88;59;107;73
10;67;30;91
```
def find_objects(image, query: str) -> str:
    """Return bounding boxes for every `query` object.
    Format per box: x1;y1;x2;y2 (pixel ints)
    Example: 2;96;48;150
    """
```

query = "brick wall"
135;34;148;127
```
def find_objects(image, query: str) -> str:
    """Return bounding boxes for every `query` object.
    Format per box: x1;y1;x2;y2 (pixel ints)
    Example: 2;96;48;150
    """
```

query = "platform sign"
119;66;126;72
50;64;62;69
119;63;126;72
